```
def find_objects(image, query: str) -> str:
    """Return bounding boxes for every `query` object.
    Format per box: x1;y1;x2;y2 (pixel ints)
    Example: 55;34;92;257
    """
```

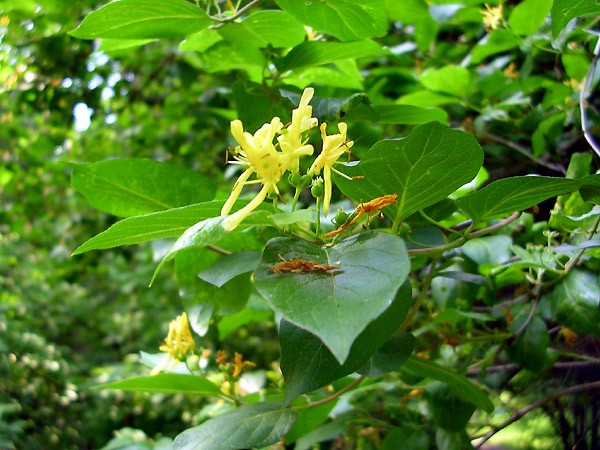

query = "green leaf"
343;104;448;125
357;332;415;377
506;315;549;372
180;29;223;52
173;403;297;450
420;66;471;98
469;30;521;65
198;252;261;287
462;236;513;266
284;402;336;444
93;374;223;397
218;10;305;48
455;176;581;222
551;0;600;37
580;174;600;204
335;122;483;223
279;40;388;72
70;159;215;217
427;382;476;431
275;0;387;42
72;201;223;255
401;356;494;413
549;270;600;336
255;232;410;364
151;217;227;285
70;0;211;39
509;0;552;35
382;427;430;450
280;282;412;402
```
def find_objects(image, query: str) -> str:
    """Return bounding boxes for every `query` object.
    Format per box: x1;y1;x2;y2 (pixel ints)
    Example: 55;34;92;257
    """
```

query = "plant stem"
208;0;263;28
304;376;365;409
400;257;439;332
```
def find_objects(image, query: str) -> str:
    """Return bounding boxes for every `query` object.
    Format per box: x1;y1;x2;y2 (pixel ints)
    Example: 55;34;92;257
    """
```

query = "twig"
580;34;600;158
483;133;566;174
207;245;231;255
468;360;600;376
400;257;440;332
474;381;600;448
208;0;263;28
305;376;365;409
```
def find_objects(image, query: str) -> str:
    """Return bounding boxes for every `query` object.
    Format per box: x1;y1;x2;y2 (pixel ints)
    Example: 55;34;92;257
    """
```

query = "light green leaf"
420;66;471;98
549;270;600;336
280;282;412;402
469;30;521;65
70;0;211;39
455;176;581;221
279;40;388;72
179;29;223;52
70;159;215;217
551;0;600;37
218;10;305;48
198;252;261;287
99;38;156;52
462;236;513;266
275;0;387;42
343;104;448;125
72;201;223;255
93;374;223;397
401;356;494;413
255;232;410;364
173;403;297;450
335;122;483;224
509;0;552;35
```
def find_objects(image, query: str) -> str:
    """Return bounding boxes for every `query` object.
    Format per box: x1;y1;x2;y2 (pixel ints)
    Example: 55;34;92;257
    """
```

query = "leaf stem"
303;376;365;409
208;0;263;28
400;257;439;332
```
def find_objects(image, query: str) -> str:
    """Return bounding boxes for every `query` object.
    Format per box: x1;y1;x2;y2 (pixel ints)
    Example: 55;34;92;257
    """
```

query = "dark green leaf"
455;176;581;222
549;270;600;336
198;252;261;287
357;332;415;377
284;402;336;444
256;232;410;364
381;427;430;450
218;10;305;48
70;159;215;217
280;282;412;402
401;356;494;413
427;382;476;431
173;403;297;450
93;374;223;397
506;315;549;372
70;0;211;39
335;122;483;223
279;40;388;72
275;0;387;42
551;0;600;37
580;174;600;204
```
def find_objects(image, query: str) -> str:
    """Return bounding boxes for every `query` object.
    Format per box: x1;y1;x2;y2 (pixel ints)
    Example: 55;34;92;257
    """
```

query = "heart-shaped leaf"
335;122;483;224
254;231;410;364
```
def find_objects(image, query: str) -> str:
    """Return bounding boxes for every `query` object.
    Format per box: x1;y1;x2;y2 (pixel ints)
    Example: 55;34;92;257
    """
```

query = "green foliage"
4;0;600;448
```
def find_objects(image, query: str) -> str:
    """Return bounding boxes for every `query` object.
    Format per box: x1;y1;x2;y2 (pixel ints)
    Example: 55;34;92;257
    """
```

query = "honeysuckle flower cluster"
220;87;353;231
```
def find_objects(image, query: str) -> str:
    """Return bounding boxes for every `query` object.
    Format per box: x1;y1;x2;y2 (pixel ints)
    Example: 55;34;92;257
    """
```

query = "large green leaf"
506;315;549;372
427;382;476;432
93;374;223;397
335;122;483;224
551;0;600;37
455;176;581;222
280;282;412;402
401;356;494;413
218;10;306;48
580;174;600;204
255;232;410;364
549;270;600;336
469;30;521;65
70;0;211;39
509;0;552;35
279;40;388;72
357;332;415;377
343;104;448;125
420;66;471;98
174;403;297;450
70;159;215;217
275;0;387;42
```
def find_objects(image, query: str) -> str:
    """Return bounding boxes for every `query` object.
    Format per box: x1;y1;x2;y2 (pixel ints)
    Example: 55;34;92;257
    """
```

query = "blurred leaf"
255;232;410;364
420;66;471;97
93;374;223;396
427;382;476;431
455;176;581;221
509;0;552;35
506;315;549;372
198;252;261;287
381;427;430;450
70;159;215;217
401;356;494;413
70;0;211;39
551;0;600;37
276;0;387;42
173;403;297;450
218;10;305;48
469;30;521;65
279;282;412;402
335;122;483;223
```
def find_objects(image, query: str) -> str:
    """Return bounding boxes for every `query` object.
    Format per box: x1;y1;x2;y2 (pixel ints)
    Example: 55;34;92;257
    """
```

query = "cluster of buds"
220;87;353;231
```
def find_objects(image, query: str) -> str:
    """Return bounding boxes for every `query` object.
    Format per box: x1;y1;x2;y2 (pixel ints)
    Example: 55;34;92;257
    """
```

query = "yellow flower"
151;312;196;375
232;352;256;378
481;3;503;30
221;117;284;231
278;87;318;173
308;122;353;216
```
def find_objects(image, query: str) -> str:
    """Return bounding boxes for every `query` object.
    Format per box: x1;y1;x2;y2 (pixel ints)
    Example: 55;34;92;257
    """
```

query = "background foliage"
1;0;600;449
